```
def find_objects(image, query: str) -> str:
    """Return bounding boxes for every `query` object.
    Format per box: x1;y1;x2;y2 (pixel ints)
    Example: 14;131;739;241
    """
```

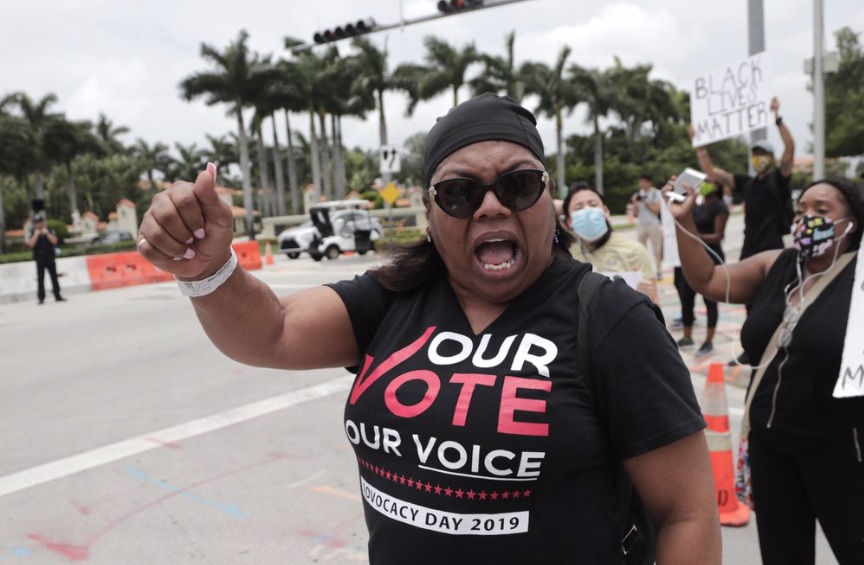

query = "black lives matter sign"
690;53;774;147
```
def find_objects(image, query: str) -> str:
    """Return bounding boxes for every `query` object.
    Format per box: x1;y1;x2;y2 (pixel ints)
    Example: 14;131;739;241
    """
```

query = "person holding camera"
631;174;663;279
25;213;65;305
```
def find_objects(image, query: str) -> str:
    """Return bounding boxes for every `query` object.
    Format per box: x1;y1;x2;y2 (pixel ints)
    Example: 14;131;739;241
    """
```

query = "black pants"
673;267;718;328
35;257;61;302
750;426;864;564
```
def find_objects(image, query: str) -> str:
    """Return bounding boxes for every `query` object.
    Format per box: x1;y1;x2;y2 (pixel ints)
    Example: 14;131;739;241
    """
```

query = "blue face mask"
570;207;609;241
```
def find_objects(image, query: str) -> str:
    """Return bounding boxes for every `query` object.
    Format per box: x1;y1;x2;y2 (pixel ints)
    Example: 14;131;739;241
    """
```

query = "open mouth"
475;239;517;271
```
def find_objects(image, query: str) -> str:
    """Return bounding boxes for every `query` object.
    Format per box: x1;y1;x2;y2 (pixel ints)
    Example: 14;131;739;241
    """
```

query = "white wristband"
175;249;238;297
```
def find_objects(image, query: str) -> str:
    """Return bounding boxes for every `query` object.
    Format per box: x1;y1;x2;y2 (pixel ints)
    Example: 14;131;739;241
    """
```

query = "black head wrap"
423;93;546;187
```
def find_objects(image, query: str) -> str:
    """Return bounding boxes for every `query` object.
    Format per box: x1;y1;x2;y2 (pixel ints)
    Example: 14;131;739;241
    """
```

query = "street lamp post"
813;0;826;179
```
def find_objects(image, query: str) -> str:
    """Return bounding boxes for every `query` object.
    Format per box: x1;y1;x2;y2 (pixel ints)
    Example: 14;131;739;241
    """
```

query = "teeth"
482;257;516;271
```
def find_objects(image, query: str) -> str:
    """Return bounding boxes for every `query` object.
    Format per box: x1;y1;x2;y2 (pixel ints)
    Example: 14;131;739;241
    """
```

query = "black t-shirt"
28;229;56;261
742;249;864;434
327;258;705;565
692;197;728;262
733;168;791;258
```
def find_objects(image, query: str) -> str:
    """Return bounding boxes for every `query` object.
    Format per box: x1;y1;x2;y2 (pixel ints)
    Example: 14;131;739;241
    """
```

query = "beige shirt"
570;232;656;282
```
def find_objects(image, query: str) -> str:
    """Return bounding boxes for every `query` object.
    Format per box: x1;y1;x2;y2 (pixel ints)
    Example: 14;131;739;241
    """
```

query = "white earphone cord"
669;214;853;370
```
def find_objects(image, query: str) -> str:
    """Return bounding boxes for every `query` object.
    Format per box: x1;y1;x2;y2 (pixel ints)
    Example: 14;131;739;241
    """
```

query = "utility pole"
812;0;825;179
747;0;766;177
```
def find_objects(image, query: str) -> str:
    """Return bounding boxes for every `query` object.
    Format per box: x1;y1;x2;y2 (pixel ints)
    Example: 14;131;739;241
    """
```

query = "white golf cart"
278;200;383;261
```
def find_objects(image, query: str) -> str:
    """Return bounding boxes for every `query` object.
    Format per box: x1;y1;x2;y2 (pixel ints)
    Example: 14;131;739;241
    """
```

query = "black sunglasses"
429;169;549;218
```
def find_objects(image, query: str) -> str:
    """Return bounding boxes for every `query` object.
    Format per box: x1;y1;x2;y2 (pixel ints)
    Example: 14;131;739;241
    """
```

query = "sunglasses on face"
428;169;549;218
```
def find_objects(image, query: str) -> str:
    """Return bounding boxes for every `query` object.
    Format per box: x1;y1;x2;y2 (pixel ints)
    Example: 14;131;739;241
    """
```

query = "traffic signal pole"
291;0;537;53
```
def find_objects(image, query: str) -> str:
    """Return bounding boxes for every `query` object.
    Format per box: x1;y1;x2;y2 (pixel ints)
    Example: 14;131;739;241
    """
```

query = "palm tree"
347;37;393;148
44;117;103;219
168;142;207;183
469;31;525;101
13;92;63;202
521;46;580;194
271;53;307;214
421;37;480;107
0;95;31;252
180;30;278;238
323;53;371;197
132;138;171;195
94;114;130;154
393;36;481;115
286;41;335;203
605;58;678;142
203;134;240;180
568;64;614;194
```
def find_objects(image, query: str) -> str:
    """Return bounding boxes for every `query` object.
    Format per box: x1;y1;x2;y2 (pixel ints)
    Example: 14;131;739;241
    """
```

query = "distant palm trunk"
34;171;45;200
66;163;78;220
332;114;346;197
236;109;255;239
317;110;332;201
593;120;604;195
555;106;565;197
284;110;299;214
0;186;6;254
270;115;286;216
378;89;388;147
255;126;271;216
308;110;322;203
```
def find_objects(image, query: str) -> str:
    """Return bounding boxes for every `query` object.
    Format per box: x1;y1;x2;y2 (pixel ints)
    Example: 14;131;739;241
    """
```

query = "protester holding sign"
669;176;864;565
631;174;664;279
692;96;795;364
693;97;794;259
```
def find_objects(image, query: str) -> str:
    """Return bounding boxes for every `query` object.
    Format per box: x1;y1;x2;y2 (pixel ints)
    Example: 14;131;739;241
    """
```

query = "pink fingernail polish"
193;228;206;239
186;237;194;244
183;248;196;260
206;162;217;184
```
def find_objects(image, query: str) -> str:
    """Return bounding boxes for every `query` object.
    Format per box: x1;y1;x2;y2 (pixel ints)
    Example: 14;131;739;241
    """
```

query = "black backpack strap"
576;270;605;381
576;270;657;565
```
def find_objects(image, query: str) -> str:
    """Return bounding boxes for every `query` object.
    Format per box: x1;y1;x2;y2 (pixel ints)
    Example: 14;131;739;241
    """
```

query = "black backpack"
576;270;658;565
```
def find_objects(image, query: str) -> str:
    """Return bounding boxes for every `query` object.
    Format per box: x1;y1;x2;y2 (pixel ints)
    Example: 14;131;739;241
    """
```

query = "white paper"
833;247;864;398
599;271;643;291
660;198;680;270
690;52;775;147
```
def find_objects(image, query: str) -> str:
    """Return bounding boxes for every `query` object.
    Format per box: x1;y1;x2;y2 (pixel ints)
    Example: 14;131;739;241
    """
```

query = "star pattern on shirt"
356;457;532;503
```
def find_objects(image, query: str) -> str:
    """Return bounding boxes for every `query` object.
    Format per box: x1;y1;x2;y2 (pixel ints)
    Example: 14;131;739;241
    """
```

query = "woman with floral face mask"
563;184;658;302
669;177;864;565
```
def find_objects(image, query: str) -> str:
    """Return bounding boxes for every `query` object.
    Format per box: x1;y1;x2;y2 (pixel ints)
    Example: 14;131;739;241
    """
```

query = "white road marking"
0;376;353;498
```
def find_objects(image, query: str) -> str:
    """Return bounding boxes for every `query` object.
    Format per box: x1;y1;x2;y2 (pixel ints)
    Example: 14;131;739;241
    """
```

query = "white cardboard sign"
690;53;774;147
833;247;864;398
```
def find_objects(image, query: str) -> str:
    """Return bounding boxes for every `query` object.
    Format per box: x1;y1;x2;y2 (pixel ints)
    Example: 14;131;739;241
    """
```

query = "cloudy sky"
3;0;863;165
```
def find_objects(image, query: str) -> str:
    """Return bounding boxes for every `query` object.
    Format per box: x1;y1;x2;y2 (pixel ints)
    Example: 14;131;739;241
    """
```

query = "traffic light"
313;18;376;44
437;0;483;14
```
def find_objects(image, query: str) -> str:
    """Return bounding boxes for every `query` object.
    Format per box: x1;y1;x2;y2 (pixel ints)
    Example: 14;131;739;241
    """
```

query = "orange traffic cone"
265;241;274;266
702;362;750;527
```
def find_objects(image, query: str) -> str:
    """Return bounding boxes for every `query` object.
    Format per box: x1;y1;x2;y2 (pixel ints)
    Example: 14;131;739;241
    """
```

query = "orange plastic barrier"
232;241;262;271
87;251;170;291
87;241;260;292
702;362;750;527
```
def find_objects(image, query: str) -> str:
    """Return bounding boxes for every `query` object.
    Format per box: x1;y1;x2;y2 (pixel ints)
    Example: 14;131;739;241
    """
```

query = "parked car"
277;201;383;260
93;231;134;245
277;220;317;259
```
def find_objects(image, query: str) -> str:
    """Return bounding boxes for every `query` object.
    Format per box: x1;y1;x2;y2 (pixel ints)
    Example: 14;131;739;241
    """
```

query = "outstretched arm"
137;165;360;371
663;180;777;304
772;97;795;178
691;125;735;189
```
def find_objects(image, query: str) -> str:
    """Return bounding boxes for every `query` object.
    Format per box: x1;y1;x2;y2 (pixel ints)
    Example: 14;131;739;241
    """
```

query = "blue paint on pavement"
123;468;246;517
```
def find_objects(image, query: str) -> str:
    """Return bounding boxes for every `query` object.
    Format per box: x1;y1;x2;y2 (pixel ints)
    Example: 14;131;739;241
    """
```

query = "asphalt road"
0;212;836;564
